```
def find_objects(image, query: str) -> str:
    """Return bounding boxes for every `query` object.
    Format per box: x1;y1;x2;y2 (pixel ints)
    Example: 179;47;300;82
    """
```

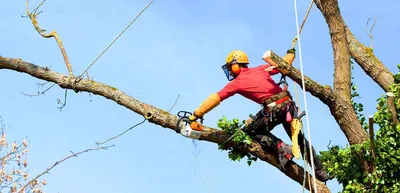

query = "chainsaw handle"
177;110;192;118
177;110;204;123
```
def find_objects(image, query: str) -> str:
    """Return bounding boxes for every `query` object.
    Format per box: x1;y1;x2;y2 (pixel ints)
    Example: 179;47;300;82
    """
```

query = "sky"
0;0;399;192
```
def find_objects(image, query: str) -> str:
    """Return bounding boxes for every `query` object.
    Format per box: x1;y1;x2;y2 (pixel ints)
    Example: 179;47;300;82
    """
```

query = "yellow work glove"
279;48;296;75
190;93;221;121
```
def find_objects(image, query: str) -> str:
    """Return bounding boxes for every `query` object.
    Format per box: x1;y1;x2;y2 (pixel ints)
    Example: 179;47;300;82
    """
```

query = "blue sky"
0;0;399;192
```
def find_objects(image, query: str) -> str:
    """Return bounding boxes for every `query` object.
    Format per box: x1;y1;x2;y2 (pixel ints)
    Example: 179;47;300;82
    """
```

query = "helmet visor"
221;64;235;81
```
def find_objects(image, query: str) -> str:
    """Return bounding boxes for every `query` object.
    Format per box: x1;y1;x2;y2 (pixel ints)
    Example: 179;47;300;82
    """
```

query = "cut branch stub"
387;92;399;125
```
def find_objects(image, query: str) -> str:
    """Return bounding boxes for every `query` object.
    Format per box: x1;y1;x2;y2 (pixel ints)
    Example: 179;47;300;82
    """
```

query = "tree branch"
0;55;330;193
26;0;73;76
314;0;352;103
264;50;368;145
21;82;56;97
345;27;394;92
18;145;114;193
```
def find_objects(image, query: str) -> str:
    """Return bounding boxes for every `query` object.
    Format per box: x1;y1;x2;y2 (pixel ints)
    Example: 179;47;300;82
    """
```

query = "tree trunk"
0;55;331;193
314;0;352;103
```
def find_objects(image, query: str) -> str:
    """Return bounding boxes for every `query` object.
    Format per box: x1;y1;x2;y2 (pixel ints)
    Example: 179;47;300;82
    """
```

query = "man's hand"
264;65;277;72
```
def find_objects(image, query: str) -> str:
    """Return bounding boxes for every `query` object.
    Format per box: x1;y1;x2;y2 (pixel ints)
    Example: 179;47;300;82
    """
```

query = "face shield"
222;59;242;81
221;64;235;81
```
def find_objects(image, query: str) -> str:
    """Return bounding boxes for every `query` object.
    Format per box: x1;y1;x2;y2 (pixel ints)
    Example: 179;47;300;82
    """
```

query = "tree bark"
0;55;331;193
314;0;352;103
345;27;394;92
387;92;399;125
264;50;369;145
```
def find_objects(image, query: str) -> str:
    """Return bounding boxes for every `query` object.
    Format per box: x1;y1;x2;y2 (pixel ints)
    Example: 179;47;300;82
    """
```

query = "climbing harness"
176;111;204;139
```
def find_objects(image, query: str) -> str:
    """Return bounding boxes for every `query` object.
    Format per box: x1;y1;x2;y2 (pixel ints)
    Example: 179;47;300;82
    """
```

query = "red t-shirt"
217;64;283;104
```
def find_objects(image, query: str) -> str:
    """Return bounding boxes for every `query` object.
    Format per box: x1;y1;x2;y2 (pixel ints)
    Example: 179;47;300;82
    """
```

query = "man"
188;49;330;182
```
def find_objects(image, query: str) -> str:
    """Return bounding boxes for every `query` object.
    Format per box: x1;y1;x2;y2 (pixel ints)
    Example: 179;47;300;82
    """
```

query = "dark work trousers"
244;100;324;171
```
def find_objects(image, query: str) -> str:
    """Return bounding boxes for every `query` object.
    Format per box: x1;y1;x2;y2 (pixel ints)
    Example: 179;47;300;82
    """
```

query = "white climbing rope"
292;0;319;192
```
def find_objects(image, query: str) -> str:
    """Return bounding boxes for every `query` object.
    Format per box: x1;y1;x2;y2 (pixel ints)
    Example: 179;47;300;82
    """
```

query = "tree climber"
188;49;330;182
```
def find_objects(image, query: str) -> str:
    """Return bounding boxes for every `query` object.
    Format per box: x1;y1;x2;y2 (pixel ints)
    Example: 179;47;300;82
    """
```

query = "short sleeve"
217;81;238;102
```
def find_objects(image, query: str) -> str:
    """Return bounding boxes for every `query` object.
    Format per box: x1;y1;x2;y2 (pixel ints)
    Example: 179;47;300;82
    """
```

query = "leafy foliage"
319;63;400;192
350;61;369;131
216;116;258;166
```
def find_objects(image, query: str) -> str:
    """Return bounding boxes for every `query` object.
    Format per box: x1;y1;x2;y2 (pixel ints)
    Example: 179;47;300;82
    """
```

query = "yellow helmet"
222;50;249;81
225;50;249;65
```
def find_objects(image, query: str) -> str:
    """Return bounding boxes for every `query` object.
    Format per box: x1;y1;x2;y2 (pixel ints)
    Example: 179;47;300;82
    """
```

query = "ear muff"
231;63;240;75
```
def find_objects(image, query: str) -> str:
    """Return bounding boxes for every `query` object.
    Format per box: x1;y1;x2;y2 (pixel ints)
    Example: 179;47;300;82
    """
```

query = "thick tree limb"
314;0;352;103
264;50;368;145
345;28;394;92
0;56;330;193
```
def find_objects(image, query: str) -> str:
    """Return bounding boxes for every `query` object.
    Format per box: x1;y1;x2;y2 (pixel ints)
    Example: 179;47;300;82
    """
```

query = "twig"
21;82;56;97
368;115;376;173
76;0;154;80
326;140;332;149
95;117;146;146
365;16;377;49
25;0;73;76
18;145;114;193
387;92;399;124
32;0;46;14
86;73;93;101
57;89;68;111
0;142;25;161
168;94;180;112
